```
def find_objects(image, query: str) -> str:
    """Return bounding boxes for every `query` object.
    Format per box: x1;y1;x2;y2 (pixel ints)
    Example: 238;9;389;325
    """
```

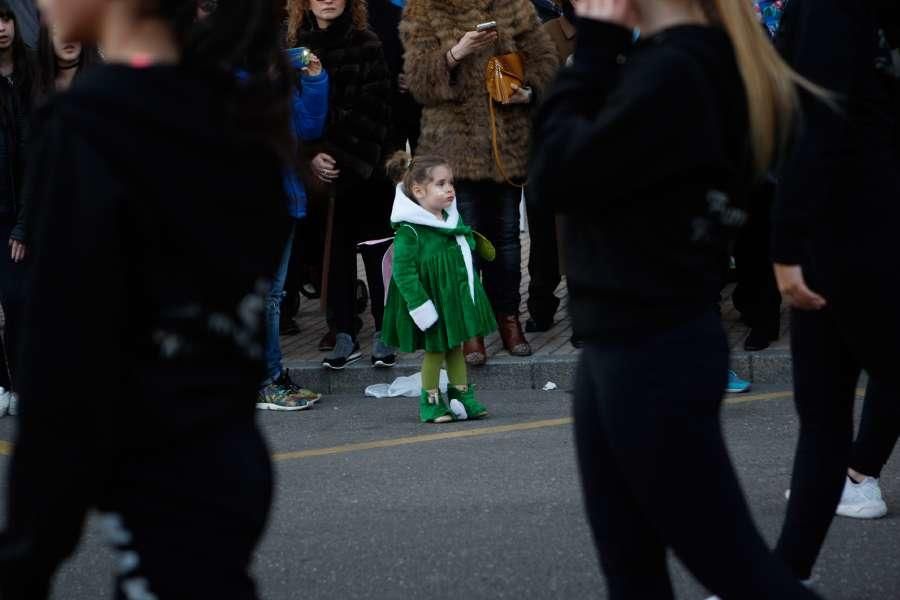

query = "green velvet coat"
381;189;496;353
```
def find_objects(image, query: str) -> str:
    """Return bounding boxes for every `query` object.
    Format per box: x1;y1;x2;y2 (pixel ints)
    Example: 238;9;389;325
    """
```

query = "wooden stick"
320;192;336;312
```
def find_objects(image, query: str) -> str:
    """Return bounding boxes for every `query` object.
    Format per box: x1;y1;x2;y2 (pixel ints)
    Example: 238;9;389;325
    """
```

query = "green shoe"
420;390;453;424
447;385;488;420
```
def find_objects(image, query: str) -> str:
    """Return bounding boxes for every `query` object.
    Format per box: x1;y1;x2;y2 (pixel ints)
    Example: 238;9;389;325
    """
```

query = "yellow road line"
0;388;868;461
725;390;793;405
724;388;866;406
273;389;804;462
272;418;572;461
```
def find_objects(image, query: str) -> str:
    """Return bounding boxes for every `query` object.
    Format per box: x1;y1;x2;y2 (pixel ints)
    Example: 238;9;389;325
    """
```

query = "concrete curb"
285;350;793;395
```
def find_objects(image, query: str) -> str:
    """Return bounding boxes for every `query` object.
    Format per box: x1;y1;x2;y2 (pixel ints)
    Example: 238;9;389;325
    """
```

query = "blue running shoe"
726;370;751;394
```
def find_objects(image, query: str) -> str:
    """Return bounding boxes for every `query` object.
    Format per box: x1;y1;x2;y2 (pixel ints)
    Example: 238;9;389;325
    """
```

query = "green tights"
421;346;467;391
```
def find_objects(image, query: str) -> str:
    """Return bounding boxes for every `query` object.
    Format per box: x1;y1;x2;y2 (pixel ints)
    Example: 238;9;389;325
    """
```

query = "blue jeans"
263;221;296;386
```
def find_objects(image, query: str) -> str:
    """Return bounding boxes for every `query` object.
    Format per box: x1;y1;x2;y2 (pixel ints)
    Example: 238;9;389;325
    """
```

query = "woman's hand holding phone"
451;29;499;62
303;53;323;77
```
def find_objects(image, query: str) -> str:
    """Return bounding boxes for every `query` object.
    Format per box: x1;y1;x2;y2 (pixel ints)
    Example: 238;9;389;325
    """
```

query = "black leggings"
0;220;26;392
776;308;898;579
850;379;899;479
1;423;273;600
575;311;817;600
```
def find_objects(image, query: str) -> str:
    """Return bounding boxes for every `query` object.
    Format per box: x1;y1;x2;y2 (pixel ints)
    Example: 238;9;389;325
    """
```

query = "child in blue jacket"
256;51;330;411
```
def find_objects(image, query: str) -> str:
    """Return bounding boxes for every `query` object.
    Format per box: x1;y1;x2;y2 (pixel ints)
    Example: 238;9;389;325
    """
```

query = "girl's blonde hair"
386;151;451;199
286;0;369;46
704;0;825;173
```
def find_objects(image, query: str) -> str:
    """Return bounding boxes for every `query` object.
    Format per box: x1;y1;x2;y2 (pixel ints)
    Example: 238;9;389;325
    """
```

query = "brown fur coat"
400;0;557;182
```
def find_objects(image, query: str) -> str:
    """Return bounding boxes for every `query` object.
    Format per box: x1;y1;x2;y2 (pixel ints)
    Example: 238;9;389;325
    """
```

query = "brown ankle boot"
497;313;532;357
463;337;487;366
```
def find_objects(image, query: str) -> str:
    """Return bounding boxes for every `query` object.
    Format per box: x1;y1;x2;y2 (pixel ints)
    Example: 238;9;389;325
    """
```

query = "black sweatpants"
575;311;817;600
325;197;360;336
1;421;272;600
104;423;273;600
850;379;899;479
776;308;897;579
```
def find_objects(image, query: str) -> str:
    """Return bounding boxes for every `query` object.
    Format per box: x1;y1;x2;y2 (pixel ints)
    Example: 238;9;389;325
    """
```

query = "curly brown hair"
286;0;369;45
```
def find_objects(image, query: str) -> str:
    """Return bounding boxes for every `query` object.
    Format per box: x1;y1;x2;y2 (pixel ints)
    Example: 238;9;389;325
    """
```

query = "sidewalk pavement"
282;234;793;394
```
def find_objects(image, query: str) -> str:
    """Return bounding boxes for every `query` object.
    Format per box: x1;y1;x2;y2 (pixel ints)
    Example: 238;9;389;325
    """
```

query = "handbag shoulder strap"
488;99;526;189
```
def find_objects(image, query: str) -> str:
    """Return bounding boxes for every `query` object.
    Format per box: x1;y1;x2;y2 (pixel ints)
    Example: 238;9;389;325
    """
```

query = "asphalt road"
0;386;897;599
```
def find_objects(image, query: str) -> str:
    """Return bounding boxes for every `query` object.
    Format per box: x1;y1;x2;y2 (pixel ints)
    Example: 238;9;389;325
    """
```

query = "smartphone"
475;21;498;32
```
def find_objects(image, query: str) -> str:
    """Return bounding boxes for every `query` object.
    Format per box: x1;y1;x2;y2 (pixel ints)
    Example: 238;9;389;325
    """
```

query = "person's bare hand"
451;30;499;61
312;153;340;182
8;239;25;263
575;0;640;29
774;264;827;311
398;73;409;93
303;53;323;77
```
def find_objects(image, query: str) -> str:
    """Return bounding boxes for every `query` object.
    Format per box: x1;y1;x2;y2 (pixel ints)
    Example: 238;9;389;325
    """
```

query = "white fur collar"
389;185;476;302
390;185;461;230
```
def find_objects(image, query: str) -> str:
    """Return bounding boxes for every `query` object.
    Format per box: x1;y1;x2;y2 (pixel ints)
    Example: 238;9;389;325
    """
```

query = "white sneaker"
837;477;888;519
0;388;9;417
7;392;17;416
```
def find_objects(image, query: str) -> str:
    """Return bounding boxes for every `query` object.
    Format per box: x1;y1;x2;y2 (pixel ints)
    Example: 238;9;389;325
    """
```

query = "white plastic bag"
364;370;449;398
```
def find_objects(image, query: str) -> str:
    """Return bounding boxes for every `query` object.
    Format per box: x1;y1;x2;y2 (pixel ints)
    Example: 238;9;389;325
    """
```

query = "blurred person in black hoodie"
0;0;33;419
532;0;826;597
772;0;900;583
0;0;292;598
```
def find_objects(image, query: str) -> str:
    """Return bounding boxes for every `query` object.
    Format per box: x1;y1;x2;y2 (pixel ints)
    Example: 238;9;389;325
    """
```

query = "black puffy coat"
295;9;392;192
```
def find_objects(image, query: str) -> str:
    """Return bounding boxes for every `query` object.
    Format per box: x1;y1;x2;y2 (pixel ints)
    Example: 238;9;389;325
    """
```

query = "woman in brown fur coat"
400;0;557;365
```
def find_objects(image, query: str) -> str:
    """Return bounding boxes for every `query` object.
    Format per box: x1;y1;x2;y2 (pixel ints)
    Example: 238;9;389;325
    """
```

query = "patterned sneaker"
837;476;888;519
256;382;313;411
371;332;397;368
322;333;362;370
276;371;322;406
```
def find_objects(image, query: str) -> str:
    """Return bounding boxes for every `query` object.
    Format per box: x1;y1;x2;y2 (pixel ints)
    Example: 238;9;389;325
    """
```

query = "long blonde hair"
285;0;370;46
704;0;824;173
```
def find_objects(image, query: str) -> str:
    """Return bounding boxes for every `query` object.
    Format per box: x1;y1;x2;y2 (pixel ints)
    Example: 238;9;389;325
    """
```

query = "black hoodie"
532;21;751;340
772;0;900;283
1;64;287;580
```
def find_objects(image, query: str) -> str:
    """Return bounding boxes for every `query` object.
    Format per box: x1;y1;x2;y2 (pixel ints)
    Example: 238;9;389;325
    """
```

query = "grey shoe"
371;332;397;368
322;333;362;370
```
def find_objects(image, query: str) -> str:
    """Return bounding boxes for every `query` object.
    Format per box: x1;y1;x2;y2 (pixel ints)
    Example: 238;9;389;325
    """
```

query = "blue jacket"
284;70;329;219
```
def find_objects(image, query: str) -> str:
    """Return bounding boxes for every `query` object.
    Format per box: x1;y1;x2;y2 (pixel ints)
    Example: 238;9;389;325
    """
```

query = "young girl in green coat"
381;152;497;423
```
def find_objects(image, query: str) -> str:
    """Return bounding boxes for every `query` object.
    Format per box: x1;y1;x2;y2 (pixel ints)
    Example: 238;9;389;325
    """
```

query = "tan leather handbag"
485;52;526;188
